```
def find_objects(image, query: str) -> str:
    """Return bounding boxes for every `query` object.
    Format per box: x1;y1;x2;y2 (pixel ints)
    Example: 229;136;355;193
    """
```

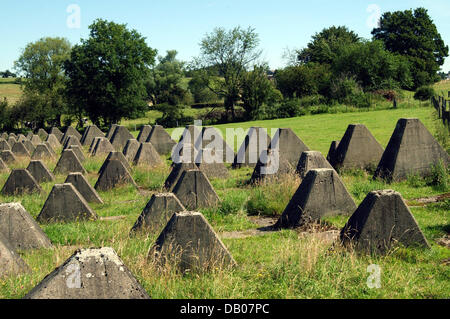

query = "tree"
372;7;449;88
241;64;282;119
14;37;71;126
0;70;16;78
195;26;262;120
297;26;360;65
146;50;189;106
64;19;157;129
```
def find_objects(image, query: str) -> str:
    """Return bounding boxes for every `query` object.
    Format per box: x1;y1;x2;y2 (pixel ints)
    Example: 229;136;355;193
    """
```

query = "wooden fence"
431;93;450;130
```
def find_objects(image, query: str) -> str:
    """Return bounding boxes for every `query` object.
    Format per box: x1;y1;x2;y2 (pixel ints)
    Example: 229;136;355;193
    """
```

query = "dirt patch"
248;215;278;228
436;235;450;248
408;193;450;207
100;215;127;221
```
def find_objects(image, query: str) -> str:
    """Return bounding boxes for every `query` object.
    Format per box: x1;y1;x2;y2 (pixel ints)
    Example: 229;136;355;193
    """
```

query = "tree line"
0;7;447;132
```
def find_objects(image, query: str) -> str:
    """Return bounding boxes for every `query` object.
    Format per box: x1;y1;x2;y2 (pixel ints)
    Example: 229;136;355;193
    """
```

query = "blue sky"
1;0;450;72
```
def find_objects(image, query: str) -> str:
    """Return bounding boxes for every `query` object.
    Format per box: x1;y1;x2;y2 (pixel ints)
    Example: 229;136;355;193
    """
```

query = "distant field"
0;78;22;104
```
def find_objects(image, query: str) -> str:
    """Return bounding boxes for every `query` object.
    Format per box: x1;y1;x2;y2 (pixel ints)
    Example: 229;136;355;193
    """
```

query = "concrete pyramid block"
172;169;220;210
0;150;17;164
24;247;150;299
0;203;52;250
89;137;102;154
98;151;131;175
31;144;54;160
133;142;163;167
179;125;203;150
327;124;384;170
53;149;87;175
1;132;8;139
233;127;271;168
91;137;114;156
340;190;430;254
45;134;61;150
123;139;140;162
62;126;82;144
65;173;103;204
137;125;152;143
22;139;36;154
130;193;186;234
0;138;11;151
0;232;30;277
146;125;177;155
1;169;43;196
80;125;104;146
270;128;310;166
27;160;55;183
297;151;334;178
37;183;97;223
95;159;137;191
110;126;134;151
195;148;230;179
171;142;198;165
250;149;295;183
44;142;57;156
9;133;17;140
374;118;450;181
0;157;9;172
30;134;42;146
67;145;86;162
26;132;33;140
200;127;235;163
7;136;17;146
17;134;27;143
106;124;118;140
63;135;82;150
11;142;31;158
37;128;48;141
50;127;63;142
164;162;198;191
326;140;340;166
275;168;356;228
149;212;236;273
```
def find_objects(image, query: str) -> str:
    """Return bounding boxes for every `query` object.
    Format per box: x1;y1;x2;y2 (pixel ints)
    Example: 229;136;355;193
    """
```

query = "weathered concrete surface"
0;232;30;277
17;134;27;143
30;135;42;146
196;148;230;179
65;173;103;204
7;136;17;147
91;137;114;156
80;125;104;146
172;142;198;165
110;126;134;151
123;139;140;162
45;134;61;150
172;169;220;210
54;150;87;175
24;247;150;299
31;144;54;160
0;158;8;172
0;203;52;250
270;128;310;166
50;127;64;142
374;118;450;181
130;193;186;234
164;162;198;191
137;125;152;143
133;142;163;167
340;190;430;254
95;159;137;191
22;140;36;154
11;142;31;158
199;127;235;163
62;126;82;145
233;127;271;168
89;137;102;154
37;128;48;141
63;135;82;150
98;151;131;175
0;150;17;164
67;145;86;162
149;212;236;273
275;168;356;228
1;132;9;139
0;138;11;151
1;169;43;196
26;132;33;140
146;125;177;155
27;160;55;183
106;124;118;140
44;142;57;156
179;125;203;150
37;183;98;223
297;151;334;178
327;124;384;171
250;149;294;183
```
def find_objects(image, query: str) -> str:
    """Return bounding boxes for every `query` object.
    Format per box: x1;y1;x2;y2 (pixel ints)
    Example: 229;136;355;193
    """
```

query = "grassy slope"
0;78;22;105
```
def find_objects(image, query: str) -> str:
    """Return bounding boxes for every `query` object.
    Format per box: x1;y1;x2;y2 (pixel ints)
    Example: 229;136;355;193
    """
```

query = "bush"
155;104;194;128
429;160;449;192
414;86;435;101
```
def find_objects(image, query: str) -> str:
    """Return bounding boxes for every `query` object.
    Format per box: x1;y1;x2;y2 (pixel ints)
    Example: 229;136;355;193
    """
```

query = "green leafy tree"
64;19;157;129
195;26;262;120
14;37;71;126
372;7;449;88
297;26;360;65
188;71;218;104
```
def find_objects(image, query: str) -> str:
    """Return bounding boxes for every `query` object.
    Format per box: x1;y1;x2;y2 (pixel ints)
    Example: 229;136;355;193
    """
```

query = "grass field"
0;78;22;105
0;103;449;299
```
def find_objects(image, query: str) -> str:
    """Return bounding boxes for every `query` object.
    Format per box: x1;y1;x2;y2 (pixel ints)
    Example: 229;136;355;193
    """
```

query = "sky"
1;0;450;72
